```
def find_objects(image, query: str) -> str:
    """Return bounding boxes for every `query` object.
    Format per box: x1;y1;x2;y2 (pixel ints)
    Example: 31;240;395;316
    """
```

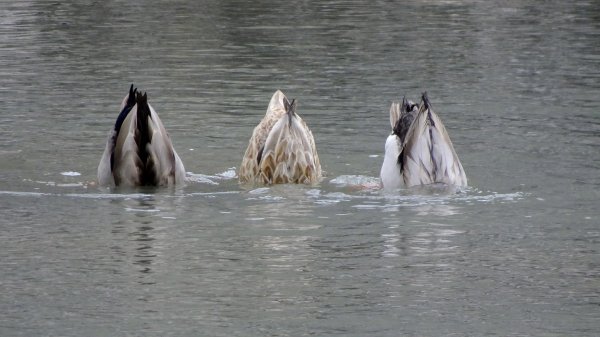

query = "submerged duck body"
239;90;321;185
380;93;467;189
98;85;185;187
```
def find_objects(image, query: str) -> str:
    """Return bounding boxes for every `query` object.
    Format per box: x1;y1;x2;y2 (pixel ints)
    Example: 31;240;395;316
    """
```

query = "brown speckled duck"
239;90;321;185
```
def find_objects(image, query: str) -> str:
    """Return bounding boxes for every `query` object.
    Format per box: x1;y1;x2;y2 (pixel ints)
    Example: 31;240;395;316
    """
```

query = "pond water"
1;0;599;336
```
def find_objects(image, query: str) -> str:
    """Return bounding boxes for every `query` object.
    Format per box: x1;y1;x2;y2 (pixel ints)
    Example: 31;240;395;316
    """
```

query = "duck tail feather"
401;96;409;114
284;98;297;127
113;84;137;132
135;91;158;185
110;84;139;172
421;92;432;111
256;145;264;166
127;84;137;107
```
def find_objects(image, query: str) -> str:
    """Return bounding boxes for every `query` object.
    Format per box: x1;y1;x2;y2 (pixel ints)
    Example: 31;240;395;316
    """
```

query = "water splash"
329;175;381;189
186;167;237;185
60;171;81;176
315;175;527;213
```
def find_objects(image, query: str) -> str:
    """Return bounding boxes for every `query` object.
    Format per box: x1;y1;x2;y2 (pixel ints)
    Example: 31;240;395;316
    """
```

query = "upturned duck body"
380;93;467;189
98;85;185;187
239;90;321;185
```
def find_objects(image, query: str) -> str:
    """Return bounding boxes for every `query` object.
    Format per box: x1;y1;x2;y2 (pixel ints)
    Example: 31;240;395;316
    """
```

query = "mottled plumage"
380;93;467;189
98;85;185;187
239;90;321;185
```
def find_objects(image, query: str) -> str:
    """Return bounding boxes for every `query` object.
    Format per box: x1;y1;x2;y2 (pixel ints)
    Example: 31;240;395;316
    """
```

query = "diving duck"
97;85;186;187
380;92;467;189
239;90;322;185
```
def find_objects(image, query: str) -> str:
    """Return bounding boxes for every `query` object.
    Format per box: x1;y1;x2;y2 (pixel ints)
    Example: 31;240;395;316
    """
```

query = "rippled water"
1;1;599;336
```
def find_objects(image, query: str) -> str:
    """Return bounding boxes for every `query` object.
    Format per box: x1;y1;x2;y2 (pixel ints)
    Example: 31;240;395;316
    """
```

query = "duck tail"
421;91;432;111
401;96;409;114
421;91;435;126
420;91;432;111
110;84;138;172
135;92;158;185
114;84;137;132
127;84;137;108
284;98;297;127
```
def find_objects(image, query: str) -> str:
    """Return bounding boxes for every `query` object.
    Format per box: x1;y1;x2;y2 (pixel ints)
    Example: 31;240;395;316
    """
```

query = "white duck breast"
97;85;185;187
380;93;467;189
239;90;321;185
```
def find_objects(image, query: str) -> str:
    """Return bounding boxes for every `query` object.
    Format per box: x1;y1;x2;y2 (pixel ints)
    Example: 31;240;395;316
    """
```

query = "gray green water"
1;1;599;336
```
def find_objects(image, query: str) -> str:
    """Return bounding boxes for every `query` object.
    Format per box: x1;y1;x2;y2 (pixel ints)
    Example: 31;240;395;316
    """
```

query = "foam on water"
316;175;526;212
60;171;81;177
3;173;527;215
186;168;237;185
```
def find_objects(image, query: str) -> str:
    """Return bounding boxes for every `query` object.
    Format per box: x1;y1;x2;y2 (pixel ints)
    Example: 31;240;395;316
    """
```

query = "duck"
380;92;467;189
97;84;186;187
239;90;322;185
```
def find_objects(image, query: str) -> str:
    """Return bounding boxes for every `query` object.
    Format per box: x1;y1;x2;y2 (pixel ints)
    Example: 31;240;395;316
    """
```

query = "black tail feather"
135;92;158;186
401;96;409;114
421;92;432;111
394;96;418;143
421;92;435;127
127;84;137;107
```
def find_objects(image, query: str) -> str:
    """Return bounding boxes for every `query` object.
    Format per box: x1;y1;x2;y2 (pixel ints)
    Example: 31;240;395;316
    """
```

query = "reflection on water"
380;216;463;267
103;193;193;291
1;0;599;335
109;198;161;286
243;185;320;226
410;224;462;258
132;224;156;283
412;204;461;217
130;201;158;282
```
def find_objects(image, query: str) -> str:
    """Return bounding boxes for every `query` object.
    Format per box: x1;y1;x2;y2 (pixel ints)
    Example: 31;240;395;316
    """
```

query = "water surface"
1;0;599;336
